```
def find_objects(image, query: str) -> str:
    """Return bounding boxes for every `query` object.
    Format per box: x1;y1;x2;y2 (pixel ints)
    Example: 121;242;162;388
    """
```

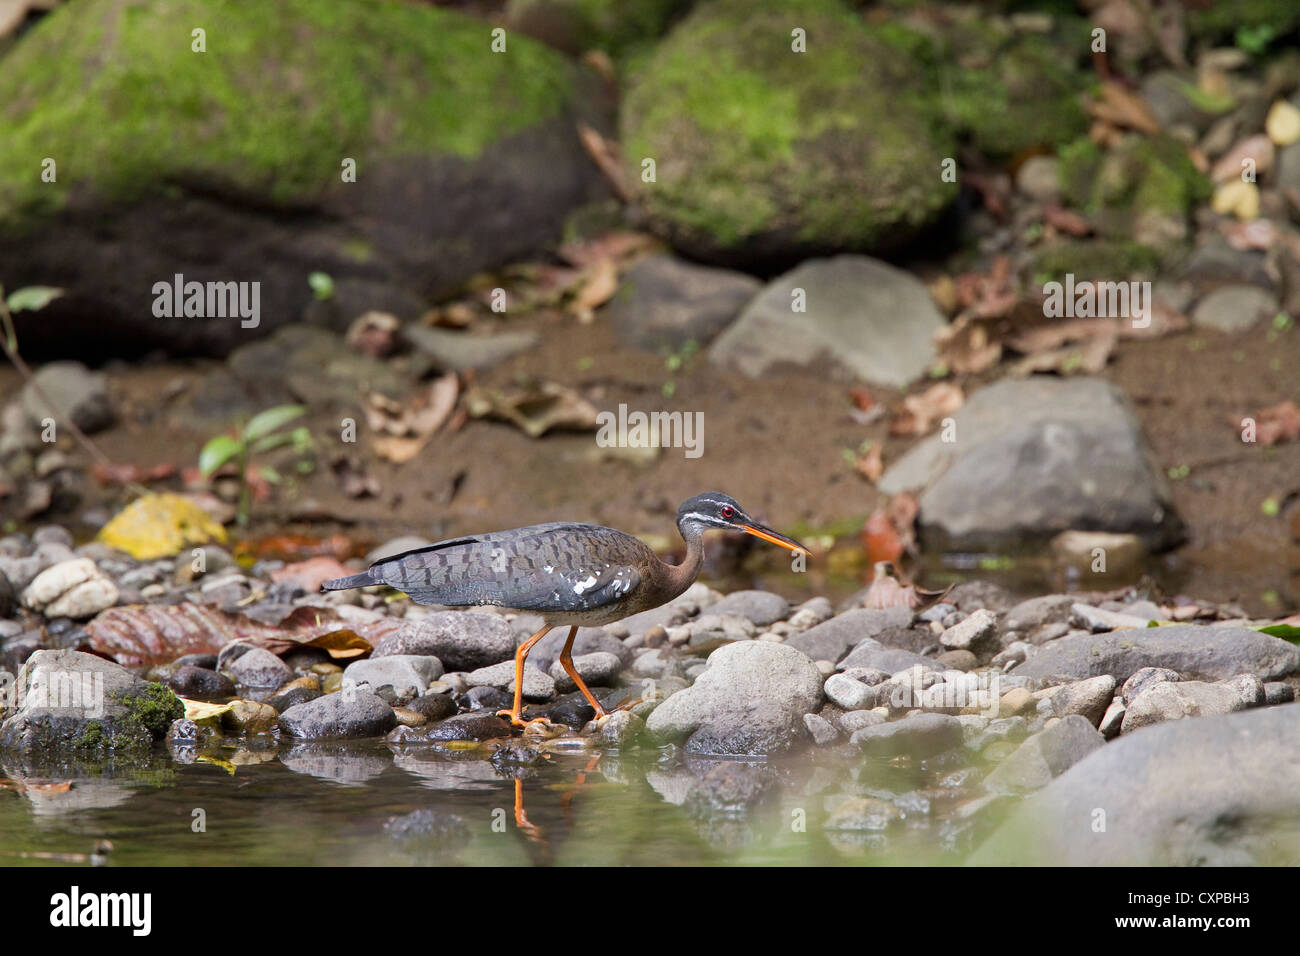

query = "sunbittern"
322;492;808;727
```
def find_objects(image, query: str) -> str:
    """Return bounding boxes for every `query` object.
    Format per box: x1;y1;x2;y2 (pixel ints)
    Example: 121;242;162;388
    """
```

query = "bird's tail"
320;570;377;592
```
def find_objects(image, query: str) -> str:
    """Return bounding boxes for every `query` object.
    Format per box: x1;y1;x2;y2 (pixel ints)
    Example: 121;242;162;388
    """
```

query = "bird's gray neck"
662;527;705;601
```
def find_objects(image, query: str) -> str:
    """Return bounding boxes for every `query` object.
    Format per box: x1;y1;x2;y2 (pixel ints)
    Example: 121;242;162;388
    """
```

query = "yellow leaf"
197;756;236;775
97;493;227;560
181;698;233;722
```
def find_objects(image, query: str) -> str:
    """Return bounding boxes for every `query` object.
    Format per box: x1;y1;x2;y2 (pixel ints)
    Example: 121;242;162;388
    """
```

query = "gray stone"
530;625;631;672
1191;284;1276;333
838;642;937;675
645;641;822;756
839;709;886;733
710;256;945;388
823;673;877;711
1004;595;1077;632
1044;675;1116;726
343;655;444;697
164;666;235;699
548;651;623;694
971;703;1300;865
1120;675;1264;734
682;613;756;649
706;589;790;627
278;690;397;739
803;712;840;745
1098;697;1125;738
21;361;115;433
1265;682;1296;705
878;378;1182;551
404;324;540;371
225;647;294;689
1017;625;1299;684
851;713;962;758
464;661;555;701
373;612;515;671
940;608;1000;656
603;253;761;349
982;715;1105;794
785;607;913;663
1120;666;1181;704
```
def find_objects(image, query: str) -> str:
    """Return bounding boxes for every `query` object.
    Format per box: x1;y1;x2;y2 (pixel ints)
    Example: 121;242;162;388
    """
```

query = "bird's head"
676;492;809;555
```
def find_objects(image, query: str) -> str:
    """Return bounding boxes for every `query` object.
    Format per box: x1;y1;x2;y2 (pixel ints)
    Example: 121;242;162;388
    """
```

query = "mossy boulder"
0;0;604;356
620;0;957;265
0;650;185;755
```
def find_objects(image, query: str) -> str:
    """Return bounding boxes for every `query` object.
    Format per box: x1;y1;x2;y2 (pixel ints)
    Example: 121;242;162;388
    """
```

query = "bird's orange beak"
739;523;810;556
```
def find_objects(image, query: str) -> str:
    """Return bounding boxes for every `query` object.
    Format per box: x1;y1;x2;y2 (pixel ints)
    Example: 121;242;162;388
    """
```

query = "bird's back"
328;522;658;622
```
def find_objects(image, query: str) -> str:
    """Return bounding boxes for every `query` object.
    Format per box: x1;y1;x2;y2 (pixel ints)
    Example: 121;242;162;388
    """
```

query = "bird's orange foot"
496;709;554;732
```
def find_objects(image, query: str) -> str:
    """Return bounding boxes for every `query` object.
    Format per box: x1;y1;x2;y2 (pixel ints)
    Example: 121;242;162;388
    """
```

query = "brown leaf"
854;443;884;483
933;316;1003;375
570;258;619;323
346;311;402;358
464;381;600;437
1244;401;1300;447
890;383;965;437
1005;317;1119;354
1088;82;1161;135
270;557;355;593
1210;134;1274;184
1043;204;1092;237
90;462;178;486
365;373;459;463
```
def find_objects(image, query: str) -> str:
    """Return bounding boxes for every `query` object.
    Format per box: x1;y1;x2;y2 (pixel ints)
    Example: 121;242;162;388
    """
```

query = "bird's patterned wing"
366;523;644;614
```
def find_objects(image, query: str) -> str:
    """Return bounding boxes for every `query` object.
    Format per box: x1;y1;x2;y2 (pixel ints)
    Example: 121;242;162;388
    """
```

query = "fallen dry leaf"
1043;204;1092;237
890;383;965;437
365;373;459;463
570;258;619;324
346;311;402;358
1088;81;1161;135
577;123;633;202
1209;134;1274;184
1236;400;1300;447
854;443;884;483
464;381;600;437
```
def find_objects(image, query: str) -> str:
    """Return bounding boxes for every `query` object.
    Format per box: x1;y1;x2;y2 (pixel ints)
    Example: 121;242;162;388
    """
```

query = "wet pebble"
278;689;396;739
166;665;235;699
225;646;294;688
222;699;279;736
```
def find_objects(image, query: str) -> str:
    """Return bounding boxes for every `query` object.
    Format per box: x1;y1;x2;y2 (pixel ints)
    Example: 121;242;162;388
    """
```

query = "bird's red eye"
721;505;735;519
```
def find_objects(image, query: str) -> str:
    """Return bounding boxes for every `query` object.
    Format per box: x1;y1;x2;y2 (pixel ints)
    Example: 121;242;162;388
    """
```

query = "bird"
321;492;808;728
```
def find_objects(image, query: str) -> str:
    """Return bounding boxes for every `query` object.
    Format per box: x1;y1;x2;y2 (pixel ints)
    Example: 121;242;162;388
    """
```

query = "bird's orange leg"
559;625;609;720
498;624;553;728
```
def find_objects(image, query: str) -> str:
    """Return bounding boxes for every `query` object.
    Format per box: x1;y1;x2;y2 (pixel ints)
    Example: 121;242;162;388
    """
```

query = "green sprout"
199;404;312;525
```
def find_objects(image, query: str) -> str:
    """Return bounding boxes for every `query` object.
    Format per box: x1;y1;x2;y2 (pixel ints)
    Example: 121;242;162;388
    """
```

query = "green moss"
1031;239;1163;282
0;0;573;221
115;682;185;739
74;720;104;749
509;0;690;60
621;0;956;254
1059;134;1210;220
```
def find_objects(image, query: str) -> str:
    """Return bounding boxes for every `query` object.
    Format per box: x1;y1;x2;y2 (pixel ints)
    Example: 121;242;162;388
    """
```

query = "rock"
936;649;978;671
1003;595;1076;632
710;256;946;388
982;715;1106;795
21;362;115;433
1070;602;1154;632
22;558;118;618
342;655;444;697
645;641;822;756
680;614;756;649
222;699;278;736
1016;625;1300;684
0;0;600;358
1265;682;1296;705
803;712;840;746
602;253;761;350
879;378;1183;551
705;589;790;627
548;651;622;694
839;709;886;734
414;713;513;743
971;704;1300;864
939;608;999;657
823;673;877;711
164;665;235;699
529;625;632;672
1044;676;1116;726
0;649;183;753
837;642;937;675
1190;284;1276;333
224;647;294;689
405;692;457;723
851;713;962;758
621;1;955;265
404;324;540;371
1120;666;1181;704
266;677;322;713
998;687;1036;717
785;607;913;663
598;709;644;747
373;612;516;671
278;689;396;739
1120;676;1264;734
1098;697;1125;738
464;661;556;701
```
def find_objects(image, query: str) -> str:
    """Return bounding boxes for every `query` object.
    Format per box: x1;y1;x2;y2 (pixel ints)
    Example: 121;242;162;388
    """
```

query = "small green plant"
661;339;700;398
307;271;334;300
1167;464;1190;481
200;404;311;525
1235;24;1276;55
